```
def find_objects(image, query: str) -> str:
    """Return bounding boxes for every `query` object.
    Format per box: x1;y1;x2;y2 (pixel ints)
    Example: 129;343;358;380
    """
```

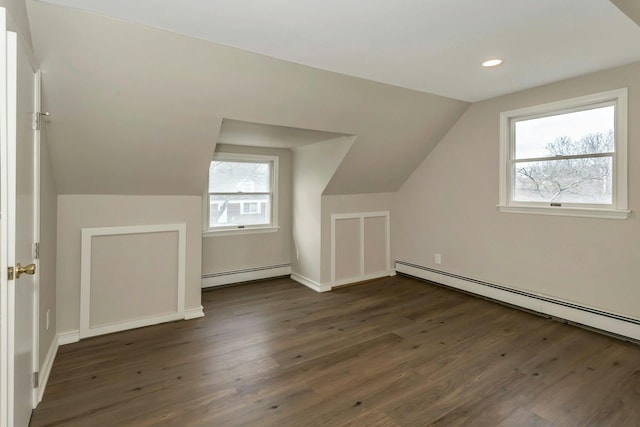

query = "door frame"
31;69;41;407
0;7;10;427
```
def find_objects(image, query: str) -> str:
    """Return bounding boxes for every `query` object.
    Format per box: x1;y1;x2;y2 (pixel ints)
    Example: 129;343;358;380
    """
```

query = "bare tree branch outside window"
514;130;613;204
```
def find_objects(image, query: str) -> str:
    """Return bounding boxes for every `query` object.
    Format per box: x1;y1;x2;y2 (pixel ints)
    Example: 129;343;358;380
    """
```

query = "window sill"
202;226;280;238
497;205;630;220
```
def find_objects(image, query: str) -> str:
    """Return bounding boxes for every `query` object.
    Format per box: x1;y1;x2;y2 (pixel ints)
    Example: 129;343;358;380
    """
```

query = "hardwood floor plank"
30;276;640;426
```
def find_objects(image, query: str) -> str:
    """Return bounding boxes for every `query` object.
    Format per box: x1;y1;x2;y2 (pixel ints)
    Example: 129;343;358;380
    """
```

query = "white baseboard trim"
36;337;58;403
291;273;332;293
57;330;80;346
395;261;640;341
331;270;396;288
184;306;204;320
202;264;291;288
82;313;184;339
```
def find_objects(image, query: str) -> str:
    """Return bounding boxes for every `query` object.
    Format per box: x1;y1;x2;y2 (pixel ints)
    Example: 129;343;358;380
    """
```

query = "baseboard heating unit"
202;264;291;288
395;260;640;342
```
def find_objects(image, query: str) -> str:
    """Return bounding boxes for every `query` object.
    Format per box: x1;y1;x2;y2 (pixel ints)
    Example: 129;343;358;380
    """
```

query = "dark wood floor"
31;276;640;426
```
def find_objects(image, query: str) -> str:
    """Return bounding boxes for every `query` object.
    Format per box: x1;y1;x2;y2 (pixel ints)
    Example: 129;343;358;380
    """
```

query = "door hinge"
33;371;39;388
8;266;14;281
33;112;49;131
33;242;40;260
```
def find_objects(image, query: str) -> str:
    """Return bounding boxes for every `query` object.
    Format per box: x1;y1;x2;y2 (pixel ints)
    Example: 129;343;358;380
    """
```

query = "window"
498;88;629;219
242;202;261;215
204;153;279;235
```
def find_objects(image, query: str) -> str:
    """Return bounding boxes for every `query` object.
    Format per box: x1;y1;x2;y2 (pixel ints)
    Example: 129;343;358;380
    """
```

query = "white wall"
38;126;56;367
394;61;640;319
291;137;353;284
201;144;292;277
56;195;202;334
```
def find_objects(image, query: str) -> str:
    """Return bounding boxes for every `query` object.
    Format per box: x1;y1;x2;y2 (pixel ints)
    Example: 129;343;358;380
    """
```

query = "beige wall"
28;1;469;197
291;137;353;283
320;193;394;283
89;231;179;328
0;0;32;49
201;144;292;275
394;61;640;319
56;195;202;334
612;0;640;26
39;126;57;366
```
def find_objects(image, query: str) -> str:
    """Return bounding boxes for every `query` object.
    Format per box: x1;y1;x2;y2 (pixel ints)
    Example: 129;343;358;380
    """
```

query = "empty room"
0;0;639;426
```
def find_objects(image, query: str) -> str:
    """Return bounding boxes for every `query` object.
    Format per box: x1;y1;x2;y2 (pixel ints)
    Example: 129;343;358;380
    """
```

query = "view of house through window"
207;155;276;230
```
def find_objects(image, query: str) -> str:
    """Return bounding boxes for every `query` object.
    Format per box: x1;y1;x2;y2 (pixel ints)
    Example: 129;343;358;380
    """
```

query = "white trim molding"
57;331;79;346
496;204;630;219
203;152;280;235
396;261;640;341
498;88;629;219
331;211;391;286
184;306;205;320
80;223;187;339
202;264;291;288
330;271;396;288
291;273;331;293
36;337;58;404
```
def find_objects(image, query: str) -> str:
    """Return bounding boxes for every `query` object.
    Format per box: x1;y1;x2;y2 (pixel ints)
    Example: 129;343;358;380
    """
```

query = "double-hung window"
204;153;279;235
498;88;629;219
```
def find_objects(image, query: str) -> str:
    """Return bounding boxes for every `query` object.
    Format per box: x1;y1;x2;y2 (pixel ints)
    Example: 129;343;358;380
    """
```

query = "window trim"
497;88;630;219
203;152;279;236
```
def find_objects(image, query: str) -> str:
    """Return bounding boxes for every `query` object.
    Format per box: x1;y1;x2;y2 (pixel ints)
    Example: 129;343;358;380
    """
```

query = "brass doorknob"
16;263;36;278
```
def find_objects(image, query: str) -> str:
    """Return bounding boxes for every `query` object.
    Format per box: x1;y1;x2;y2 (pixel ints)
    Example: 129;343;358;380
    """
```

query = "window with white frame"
204;153;278;233
498;88;629;219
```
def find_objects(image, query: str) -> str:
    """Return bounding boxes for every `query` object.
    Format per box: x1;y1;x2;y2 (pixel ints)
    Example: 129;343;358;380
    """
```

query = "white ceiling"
218;119;347;149
37;0;640;101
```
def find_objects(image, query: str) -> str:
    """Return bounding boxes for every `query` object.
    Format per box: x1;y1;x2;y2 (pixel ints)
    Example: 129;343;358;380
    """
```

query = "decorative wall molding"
201;264;291;288
80;223;187;339
396;261;640;341
291;273;331;293
331;211;391;285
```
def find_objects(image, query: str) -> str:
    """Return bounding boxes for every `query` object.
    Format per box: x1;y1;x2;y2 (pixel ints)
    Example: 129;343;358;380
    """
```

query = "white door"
12;30;38;427
0;21;39;427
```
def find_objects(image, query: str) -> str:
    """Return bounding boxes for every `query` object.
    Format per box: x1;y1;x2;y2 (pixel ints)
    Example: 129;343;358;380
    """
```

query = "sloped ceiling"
35;0;640;102
612;0;640;26
27;1;469;196
218;120;347;149
1;0;32;48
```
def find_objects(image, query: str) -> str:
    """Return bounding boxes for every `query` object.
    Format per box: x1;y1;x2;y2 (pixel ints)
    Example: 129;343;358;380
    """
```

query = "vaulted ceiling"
26;1;469;195
23;0;640;196
36;0;640;102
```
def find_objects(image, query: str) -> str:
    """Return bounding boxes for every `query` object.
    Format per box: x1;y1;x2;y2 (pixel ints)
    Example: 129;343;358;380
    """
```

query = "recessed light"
482;59;503;67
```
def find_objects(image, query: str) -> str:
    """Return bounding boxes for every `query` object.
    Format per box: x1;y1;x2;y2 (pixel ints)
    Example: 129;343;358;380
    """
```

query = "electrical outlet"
46;309;50;331
435;253;442;265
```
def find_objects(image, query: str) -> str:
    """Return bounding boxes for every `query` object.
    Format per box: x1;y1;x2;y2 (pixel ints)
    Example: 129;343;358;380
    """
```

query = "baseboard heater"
201;264;291;288
395;260;640;342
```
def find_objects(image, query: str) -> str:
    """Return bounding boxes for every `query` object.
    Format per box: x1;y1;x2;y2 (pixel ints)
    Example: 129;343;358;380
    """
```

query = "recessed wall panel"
89;231;179;329
334;218;361;281
364;216;387;275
